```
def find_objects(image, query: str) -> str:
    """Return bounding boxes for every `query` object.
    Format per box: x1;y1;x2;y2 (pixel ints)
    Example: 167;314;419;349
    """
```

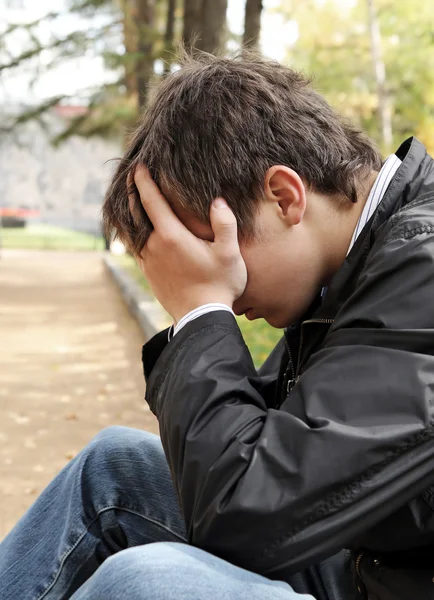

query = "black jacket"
142;138;434;591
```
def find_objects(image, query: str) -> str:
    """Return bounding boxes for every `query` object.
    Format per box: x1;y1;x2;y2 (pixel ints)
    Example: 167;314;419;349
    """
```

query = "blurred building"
0;0;122;235
0;106;121;234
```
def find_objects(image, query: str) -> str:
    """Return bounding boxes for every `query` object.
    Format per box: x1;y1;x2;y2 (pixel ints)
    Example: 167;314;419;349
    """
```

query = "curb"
103;254;171;340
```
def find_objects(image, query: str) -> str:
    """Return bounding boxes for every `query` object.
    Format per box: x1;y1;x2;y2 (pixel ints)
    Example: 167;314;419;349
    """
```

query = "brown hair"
103;50;382;254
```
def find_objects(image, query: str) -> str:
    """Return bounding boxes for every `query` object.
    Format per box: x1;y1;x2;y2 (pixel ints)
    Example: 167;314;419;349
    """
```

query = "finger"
134;165;182;233
210;198;239;248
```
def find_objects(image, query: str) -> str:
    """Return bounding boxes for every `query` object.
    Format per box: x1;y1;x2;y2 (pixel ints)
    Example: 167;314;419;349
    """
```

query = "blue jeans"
0;426;314;600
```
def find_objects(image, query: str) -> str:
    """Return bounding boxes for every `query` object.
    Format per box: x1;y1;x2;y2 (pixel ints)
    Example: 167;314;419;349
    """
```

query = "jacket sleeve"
142;323;285;409
145;227;434;579
142;327;171;381
256;335;286;409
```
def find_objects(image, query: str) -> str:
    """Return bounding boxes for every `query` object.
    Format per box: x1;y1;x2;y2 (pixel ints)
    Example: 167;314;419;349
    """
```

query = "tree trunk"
120;0;155;112
135;0;156;111
366;0;392;152
183;0;227;53
199;0;228;53
121;0;139;101
163;0;177;75
183;0;203;50
243;0;263;51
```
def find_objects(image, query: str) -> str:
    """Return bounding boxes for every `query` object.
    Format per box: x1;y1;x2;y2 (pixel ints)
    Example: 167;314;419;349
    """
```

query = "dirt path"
0;250;158;539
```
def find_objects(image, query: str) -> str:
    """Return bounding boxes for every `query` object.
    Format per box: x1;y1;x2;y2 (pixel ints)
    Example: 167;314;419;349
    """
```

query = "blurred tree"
280;0;434;154
0;0;265;142
162;0;176;75
0;0;173;140
243;0;263;51
183;0;228;53
200;0;228;53
366;0;392;152
183;0;201;47
132;0;156;110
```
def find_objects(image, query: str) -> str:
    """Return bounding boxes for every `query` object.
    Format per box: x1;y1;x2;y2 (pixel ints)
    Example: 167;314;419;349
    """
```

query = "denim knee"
76;543;186;599
76;543;299;600
82;426;161;469
91;543;189;598
90;425;160;452
96;543;226;589
74;426;164;509
101;542;190;578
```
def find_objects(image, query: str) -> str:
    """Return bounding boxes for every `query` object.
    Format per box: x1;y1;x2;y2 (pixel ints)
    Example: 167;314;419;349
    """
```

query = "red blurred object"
54;105;88;119
0;207;40;217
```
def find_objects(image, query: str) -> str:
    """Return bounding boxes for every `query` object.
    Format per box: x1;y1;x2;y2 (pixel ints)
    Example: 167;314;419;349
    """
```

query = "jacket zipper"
283;335;297;394
295;318;334;381
354;552;368;598
284;318;334;395
355;552;364;579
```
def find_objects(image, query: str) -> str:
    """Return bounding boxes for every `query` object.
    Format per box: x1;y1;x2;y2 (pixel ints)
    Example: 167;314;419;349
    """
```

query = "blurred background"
1;0;433;245
0;0;433;538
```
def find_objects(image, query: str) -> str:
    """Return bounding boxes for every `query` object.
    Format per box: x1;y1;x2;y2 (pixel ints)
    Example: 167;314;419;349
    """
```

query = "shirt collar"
347;153;402;255
321;153;402;299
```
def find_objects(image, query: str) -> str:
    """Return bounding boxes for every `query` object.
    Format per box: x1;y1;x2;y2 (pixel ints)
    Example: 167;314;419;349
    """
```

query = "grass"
112;254;283;367
235;315;282;368
112;253;152;292
0;224;105;251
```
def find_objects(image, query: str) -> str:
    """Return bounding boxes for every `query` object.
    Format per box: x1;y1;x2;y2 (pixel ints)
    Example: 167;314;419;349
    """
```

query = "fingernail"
213;198;227;209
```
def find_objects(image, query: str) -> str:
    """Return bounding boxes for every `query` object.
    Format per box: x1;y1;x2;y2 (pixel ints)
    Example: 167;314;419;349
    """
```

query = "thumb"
210;198;238;246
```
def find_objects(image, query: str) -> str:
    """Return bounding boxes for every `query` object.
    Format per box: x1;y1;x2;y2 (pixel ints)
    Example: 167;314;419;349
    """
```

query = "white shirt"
172;154;402;337
347;153;401;254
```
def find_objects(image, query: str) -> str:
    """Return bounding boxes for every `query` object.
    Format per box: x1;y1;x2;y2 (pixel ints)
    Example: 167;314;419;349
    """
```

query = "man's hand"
129;167;247;324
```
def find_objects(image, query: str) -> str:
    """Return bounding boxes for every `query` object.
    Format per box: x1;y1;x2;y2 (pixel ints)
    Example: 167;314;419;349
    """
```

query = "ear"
264;166;307;226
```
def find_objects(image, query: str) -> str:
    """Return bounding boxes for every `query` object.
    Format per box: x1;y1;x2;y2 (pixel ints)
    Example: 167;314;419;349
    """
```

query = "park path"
0;250;158;539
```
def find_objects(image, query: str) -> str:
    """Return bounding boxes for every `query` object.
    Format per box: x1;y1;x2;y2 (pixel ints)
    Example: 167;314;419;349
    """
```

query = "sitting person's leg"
70;542;314;600
0;426;187;600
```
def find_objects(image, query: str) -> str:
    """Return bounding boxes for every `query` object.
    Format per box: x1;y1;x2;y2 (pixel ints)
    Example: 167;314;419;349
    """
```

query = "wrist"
172;298;234;325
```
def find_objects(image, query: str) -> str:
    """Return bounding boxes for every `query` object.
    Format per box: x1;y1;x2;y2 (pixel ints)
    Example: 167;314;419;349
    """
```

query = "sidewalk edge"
103;254;170;340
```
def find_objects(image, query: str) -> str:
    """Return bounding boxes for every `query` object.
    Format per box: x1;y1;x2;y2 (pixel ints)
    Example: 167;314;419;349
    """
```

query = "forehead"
170;202;214;241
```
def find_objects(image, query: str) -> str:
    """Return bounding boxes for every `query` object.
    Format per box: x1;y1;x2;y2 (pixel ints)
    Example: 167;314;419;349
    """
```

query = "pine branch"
14;96;67;125
0;20;122;73
2;12;60;36
69;0;114;13
51;110;97;146
0;95;66;135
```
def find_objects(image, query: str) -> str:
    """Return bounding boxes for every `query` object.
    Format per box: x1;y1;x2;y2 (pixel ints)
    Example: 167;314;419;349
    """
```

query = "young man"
1;52;434;600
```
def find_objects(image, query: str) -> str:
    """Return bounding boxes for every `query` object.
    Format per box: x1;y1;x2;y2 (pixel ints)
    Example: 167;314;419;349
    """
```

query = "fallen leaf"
8;412;30;425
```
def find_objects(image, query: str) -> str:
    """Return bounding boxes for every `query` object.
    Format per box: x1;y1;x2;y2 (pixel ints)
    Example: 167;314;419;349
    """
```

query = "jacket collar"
313;137;430;320
370;137;427;229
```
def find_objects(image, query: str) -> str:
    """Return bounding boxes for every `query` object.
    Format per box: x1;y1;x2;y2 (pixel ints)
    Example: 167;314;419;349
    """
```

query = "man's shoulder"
331;191;434;332
371;189;434;253
387;192;434;242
